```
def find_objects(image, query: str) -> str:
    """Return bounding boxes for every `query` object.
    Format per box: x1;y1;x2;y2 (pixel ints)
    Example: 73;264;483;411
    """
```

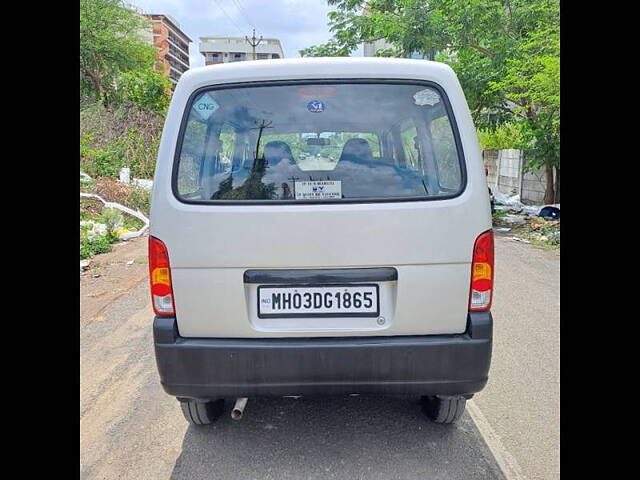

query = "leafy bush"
99;207;124;233
86;148;125;177
80;236;94;260
80;227;113;259
477;122;527;151
80;102;163;179
91;234;113;255
80;222;122;259
117;70;171;114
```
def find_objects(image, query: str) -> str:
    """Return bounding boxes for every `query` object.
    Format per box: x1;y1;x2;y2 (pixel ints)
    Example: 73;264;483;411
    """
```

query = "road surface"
80;233;559;479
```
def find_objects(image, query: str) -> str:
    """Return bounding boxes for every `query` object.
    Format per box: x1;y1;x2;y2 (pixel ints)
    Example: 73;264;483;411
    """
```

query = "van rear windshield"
174;81;464;203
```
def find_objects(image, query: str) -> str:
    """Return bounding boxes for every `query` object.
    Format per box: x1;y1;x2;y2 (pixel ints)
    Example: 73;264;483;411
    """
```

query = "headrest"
339;138;373;163
264;141;294;166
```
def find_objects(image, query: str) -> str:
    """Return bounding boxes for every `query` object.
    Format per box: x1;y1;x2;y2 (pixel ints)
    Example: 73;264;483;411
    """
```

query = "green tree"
488;26;560;202
299;40;352;57
301;0;560;202
117;70;172;113
80;0;157;103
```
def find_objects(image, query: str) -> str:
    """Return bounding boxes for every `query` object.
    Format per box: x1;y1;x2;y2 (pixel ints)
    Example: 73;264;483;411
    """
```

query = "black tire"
180;399;225;425
421;395;466;424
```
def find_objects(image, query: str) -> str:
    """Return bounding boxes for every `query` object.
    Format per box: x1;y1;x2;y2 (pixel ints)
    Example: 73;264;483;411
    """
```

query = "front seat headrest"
264;141;295;166
339;138;373;164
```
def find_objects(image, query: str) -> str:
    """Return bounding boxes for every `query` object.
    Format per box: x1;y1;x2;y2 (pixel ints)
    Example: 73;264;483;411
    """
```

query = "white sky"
127;0;363;68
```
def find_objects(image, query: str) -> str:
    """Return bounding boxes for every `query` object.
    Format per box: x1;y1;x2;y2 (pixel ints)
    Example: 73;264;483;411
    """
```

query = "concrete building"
361;3;434;59
363;38;394;57
199;36;284;65
362;39;435;60
144;14;192;86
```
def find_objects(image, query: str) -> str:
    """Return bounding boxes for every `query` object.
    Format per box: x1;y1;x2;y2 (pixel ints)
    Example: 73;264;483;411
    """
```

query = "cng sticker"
192;93;219;120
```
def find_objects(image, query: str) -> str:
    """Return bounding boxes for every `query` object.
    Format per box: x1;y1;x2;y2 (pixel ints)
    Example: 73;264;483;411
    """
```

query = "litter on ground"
502;215;526;224
132;178;153;190
493;191;560;218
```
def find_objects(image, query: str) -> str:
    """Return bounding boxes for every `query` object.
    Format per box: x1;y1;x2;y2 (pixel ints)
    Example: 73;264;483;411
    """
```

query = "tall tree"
80;0;157;103
301;0;560;202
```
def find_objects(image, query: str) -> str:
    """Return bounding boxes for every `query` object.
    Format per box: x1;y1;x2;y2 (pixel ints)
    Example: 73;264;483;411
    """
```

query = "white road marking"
467;399;526;480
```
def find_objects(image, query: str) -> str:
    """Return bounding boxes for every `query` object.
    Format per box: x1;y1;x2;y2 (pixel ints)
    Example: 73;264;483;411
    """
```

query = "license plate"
257;284;379;318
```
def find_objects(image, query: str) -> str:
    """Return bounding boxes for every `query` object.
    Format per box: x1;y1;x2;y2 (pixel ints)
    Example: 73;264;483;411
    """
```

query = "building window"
257;53;269;60
169;69;181;82
205;52;223;63
168;30;189;53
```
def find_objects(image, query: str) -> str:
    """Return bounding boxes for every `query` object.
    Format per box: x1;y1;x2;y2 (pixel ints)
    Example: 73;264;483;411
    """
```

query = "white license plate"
258;284;379;318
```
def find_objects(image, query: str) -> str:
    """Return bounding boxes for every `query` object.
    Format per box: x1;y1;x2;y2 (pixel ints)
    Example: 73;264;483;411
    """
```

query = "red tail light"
469;230;494;311
149;236;175;316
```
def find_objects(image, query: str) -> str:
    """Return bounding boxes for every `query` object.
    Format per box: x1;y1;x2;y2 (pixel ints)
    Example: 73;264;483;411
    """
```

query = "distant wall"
521;167;548;205
482;149;549;205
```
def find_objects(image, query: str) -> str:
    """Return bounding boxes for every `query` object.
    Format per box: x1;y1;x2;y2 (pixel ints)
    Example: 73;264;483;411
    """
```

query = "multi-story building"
144;14;192;86
199;36;284;65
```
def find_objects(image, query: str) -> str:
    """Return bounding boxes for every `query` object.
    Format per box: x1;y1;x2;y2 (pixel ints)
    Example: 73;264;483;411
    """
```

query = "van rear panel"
150;58;491;339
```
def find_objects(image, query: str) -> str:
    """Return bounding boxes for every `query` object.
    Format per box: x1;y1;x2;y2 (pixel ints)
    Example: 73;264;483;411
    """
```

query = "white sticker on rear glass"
295;180;342;200
192;93;219;120
413;88;440;106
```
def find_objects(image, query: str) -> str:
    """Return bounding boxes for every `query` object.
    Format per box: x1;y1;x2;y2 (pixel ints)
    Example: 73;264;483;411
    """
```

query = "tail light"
149;236;175;316
469;230;494;311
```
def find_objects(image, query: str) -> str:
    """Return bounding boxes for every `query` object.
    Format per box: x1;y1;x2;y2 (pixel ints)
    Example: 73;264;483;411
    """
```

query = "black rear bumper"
153;312;492;399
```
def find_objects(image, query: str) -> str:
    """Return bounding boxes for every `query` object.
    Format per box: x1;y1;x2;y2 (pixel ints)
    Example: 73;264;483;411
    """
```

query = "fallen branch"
80;192;149;240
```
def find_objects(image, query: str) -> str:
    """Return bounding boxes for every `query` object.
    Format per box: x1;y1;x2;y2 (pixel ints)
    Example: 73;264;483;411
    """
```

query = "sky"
128;0;363;68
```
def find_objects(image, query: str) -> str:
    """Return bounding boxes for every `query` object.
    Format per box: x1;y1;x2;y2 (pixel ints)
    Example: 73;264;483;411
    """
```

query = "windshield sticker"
413;89;440;106
192;93;219;120
295;180;341;200
296;87;336;98
307;100;326;113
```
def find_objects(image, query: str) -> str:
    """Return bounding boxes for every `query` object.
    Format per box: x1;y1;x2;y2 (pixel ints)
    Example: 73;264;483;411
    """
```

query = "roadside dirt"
80;233;149;328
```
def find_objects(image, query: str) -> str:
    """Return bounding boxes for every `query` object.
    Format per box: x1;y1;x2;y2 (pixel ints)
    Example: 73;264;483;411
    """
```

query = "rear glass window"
174;82;464;202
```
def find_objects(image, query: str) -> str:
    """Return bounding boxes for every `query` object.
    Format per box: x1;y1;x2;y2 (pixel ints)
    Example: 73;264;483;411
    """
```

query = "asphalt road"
474;234;560;480
80;234;559;479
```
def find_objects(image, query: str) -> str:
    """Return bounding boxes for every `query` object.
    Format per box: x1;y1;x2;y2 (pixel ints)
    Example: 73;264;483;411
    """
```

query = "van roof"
175;57;459;93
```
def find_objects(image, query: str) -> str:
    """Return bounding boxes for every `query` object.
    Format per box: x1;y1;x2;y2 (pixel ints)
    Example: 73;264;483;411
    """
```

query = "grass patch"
80;227;118;260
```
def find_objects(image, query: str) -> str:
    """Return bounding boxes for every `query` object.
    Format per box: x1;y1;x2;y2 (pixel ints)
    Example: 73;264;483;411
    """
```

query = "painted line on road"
467;399;526;480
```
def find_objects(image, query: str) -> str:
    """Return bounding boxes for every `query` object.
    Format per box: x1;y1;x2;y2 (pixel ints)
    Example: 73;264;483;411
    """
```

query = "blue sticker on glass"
192;93;219;120
307;100;325;113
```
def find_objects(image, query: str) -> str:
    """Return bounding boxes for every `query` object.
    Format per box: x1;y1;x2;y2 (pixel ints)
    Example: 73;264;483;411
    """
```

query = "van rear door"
151;77;491;338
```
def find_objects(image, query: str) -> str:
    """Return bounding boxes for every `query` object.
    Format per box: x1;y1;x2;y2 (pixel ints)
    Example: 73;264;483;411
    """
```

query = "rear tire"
180;399;225;425
421;395;466;424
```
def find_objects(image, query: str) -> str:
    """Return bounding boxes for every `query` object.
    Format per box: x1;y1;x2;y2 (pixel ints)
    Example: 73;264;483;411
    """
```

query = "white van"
150;57;494;425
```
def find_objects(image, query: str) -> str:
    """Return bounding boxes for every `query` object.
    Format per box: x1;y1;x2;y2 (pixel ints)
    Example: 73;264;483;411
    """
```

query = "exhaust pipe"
231;397;248;420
